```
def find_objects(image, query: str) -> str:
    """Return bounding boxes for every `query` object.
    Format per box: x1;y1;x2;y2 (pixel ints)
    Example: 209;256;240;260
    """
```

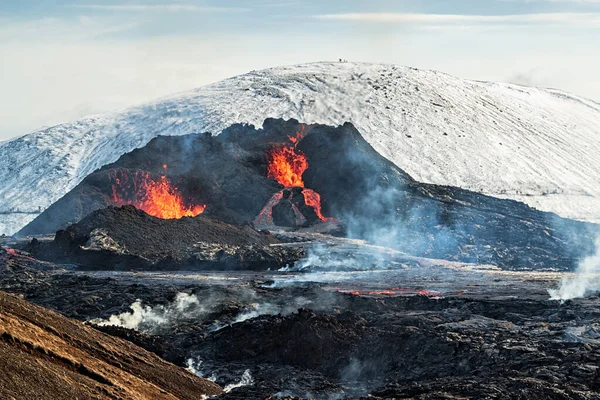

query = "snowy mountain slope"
2;62;600;235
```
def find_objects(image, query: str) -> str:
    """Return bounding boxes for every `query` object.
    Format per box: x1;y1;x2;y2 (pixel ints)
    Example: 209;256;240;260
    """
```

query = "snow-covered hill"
2;62;600;235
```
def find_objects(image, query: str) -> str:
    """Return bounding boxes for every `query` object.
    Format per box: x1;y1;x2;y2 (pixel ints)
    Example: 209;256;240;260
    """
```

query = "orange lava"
255;191;285;226
110;170;205;219
266;126;331;222
267;129;308;188
3;248;35;261
302;189;327;221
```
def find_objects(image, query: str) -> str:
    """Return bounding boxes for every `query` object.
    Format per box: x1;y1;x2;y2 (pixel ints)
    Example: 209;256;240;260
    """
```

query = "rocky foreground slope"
2;62;600;235
0;289;222;399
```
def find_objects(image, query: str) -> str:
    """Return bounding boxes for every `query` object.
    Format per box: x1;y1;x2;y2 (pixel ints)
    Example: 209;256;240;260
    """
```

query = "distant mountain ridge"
2;61;600;234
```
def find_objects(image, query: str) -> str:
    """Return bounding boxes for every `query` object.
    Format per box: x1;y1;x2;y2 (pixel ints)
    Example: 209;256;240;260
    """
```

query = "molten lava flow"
267;127;308;188
267;146;308;187
255;191;285;226
338;287;446;297
5;248;17;256
302;189;327;221
110;170;205;219
265;126;332;222
2;248;35;261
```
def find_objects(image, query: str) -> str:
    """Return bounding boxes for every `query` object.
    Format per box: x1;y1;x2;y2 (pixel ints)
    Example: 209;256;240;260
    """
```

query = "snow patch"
3;62;600;234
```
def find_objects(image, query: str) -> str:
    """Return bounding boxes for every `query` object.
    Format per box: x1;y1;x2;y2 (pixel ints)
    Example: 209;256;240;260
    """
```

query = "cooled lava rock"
272;198;300;227
26;205;304;270
4;250;600;399
272;188;320;228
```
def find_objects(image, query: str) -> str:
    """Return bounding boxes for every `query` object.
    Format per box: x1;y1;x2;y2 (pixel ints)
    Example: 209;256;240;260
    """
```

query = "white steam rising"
210;297;312;332
186;358;253;393
186;358;217;382
91;292;204;332
223;369;254;393
549;238;600;300
92;289;314;334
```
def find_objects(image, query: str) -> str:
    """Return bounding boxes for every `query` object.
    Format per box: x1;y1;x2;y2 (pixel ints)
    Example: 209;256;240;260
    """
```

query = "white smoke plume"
91;292;205;333
186;357;217;382
209;297;312;332
549;238;600;300
223;369;254;393
92;289;316;334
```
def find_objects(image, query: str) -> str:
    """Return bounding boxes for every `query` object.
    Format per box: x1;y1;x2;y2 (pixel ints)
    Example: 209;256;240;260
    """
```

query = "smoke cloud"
91;292;204;333
91;288;322;334
223;369;254;393
549;237;600;300
186;357;218;382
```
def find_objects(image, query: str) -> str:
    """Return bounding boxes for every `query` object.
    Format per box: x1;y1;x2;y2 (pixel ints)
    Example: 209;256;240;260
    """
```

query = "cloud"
1;3;599;141
70;4;250;13
503;0;600;3
313;12;600;25
0;16;140;41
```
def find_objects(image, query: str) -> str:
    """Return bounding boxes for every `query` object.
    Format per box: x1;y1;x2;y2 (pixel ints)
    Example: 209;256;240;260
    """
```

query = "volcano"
19;119;598;272
3;63;600;236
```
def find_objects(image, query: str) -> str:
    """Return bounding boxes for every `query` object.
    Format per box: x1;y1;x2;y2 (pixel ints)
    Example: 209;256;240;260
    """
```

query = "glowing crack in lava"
2;248;35;261
5;248;17;256
261;126;332;223
338;287;446;297
109;170;205;219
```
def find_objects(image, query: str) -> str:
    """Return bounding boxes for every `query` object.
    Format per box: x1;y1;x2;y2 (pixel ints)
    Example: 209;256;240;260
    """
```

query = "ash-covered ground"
3;236;600;399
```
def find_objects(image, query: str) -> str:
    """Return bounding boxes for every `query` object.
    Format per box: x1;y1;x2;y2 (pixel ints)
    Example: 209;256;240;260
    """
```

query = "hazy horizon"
2;0;600;140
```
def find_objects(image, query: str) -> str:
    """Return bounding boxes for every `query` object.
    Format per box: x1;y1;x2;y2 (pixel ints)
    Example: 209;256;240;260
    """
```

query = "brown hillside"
0;290;222;399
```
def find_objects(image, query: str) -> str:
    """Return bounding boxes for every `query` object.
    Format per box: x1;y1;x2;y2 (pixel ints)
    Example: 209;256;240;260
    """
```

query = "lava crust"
25;205;303;270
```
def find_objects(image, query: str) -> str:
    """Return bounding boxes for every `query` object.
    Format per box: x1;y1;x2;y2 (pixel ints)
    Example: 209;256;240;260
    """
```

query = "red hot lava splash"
264;126;331;222
2;248;35;261
5;248;18;257
109;169;205;219
267;128;308;187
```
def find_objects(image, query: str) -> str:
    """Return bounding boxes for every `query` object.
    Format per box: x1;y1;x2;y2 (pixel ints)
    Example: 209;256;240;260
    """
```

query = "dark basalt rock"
272;198;300;227
25;205;304;271
272;188;320;228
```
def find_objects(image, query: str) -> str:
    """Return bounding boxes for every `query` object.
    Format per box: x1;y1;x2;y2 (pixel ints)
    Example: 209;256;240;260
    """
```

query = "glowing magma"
302;189;327;221
265;127;330;222
110;170;205;219
267;130;308;188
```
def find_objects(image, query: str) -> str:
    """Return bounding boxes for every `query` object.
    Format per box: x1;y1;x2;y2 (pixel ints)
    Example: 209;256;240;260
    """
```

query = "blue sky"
1;0;600;140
